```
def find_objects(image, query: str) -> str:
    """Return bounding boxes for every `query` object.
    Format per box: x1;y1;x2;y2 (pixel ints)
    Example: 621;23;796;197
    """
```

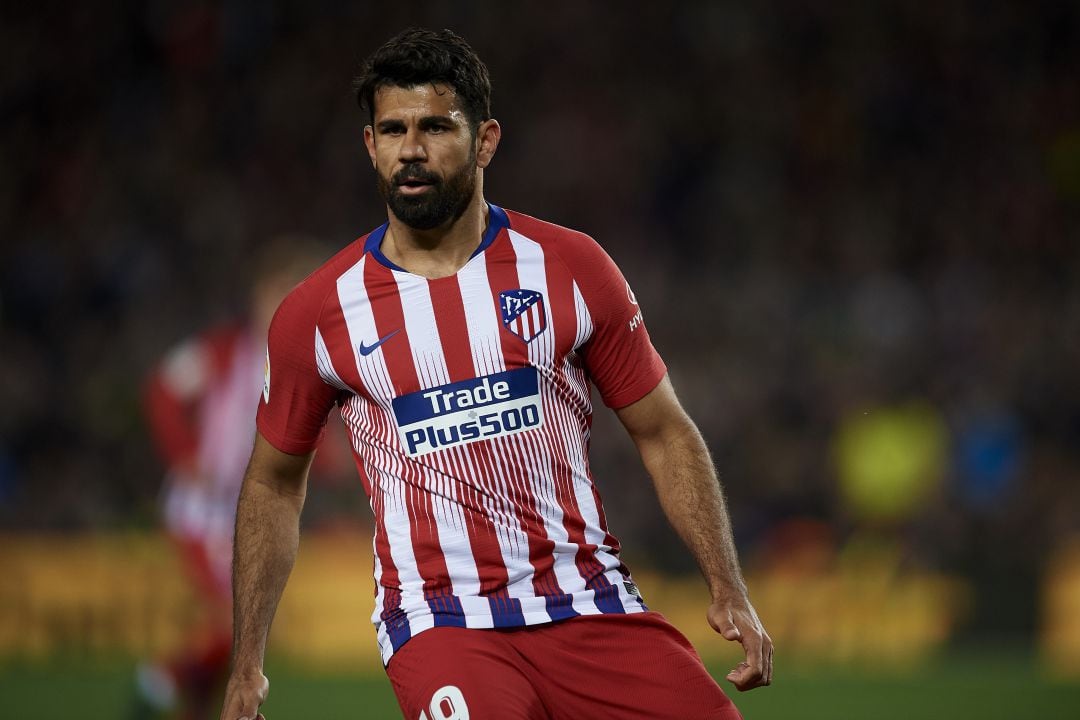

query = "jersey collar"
364;203;510;273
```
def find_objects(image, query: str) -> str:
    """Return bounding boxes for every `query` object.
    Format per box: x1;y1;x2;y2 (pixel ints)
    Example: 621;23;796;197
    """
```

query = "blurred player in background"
222;28;771;720
134;238;333;719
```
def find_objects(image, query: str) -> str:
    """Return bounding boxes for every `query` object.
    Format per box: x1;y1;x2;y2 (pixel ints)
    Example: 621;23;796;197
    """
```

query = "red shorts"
385;611;742;720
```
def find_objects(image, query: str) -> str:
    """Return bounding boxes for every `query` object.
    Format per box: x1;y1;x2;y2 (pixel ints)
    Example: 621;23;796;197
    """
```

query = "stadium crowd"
1;0;1077;644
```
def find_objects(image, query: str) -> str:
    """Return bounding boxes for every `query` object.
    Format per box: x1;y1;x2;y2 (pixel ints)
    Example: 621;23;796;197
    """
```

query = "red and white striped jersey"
146;325;262;543
257;204;667;664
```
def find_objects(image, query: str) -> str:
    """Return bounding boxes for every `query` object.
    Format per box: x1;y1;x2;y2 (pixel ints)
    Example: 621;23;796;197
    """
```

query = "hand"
707;595;773;691
219;670;269;720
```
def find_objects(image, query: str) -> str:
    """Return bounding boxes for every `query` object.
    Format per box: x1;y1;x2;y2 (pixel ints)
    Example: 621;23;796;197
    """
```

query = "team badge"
499;289;547;343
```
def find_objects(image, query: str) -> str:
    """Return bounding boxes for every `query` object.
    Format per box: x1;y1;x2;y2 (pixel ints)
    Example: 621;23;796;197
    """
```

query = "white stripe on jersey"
457;259;505;377
572;280;593;350
455;262;548;582
564;281;596;451
338;393;388;656
334;256;428;632
509;229;620;616
314;327;351;393
391;270;484;600
396;261;544;612
560;278;627;586
455;259;536;562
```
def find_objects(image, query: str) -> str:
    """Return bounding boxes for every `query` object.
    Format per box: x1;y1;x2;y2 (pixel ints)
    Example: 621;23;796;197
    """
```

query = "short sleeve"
569;237;667;408
256;284;339;454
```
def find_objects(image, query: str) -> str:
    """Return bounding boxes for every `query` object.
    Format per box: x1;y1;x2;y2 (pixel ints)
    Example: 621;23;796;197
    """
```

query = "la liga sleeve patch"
262;346;271;404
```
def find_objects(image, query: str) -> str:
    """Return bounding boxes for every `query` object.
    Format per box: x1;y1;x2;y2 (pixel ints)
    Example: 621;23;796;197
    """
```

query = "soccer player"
221;28;772;720
138;239;329;719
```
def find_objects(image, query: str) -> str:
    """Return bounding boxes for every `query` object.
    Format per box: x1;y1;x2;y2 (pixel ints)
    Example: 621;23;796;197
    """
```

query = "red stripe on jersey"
485;237;530;369
541;249;578;371
316;280;372;491
363;258;453;601
482;234;563;596
319;282;403;607
344;397;405;619
428;277;475;383
533;239;611;587
509;424;561;597
428;276;512;595
363;259;417;394
445;445;512;595
589;482;627;576
490;233;608;600
543;245;624;567
540;388;609;586
317;287;365;395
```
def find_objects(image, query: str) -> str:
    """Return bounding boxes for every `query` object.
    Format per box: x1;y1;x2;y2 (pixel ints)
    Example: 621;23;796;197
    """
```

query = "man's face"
365;84;479;230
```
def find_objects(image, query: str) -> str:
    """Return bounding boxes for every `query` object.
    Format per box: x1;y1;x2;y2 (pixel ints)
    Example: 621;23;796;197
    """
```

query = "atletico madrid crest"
499;289;547;343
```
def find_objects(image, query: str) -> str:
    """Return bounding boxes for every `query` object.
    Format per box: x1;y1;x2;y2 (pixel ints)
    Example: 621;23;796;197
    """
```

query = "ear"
475;119;501;169
363;125;377;169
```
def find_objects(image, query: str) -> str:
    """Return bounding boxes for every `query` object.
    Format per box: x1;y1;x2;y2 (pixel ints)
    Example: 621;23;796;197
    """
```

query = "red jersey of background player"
258;203;667;664
139;238;345;719
146;324;262;597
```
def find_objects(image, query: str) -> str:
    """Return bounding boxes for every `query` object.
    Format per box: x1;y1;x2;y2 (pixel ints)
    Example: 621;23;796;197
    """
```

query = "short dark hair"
354;28;492;128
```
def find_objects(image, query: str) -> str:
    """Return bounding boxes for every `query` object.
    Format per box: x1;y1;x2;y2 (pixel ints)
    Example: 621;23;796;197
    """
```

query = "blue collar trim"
364;203;509;273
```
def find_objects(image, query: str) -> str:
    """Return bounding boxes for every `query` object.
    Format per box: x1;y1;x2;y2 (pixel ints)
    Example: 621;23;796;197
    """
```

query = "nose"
399;126;427;163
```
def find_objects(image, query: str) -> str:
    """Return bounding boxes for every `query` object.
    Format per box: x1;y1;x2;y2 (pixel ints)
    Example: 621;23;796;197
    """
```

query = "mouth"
396;178;435;195
394;167;440;197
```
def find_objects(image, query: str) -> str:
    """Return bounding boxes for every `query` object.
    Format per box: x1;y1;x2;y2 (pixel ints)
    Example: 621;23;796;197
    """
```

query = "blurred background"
2;0;1079;718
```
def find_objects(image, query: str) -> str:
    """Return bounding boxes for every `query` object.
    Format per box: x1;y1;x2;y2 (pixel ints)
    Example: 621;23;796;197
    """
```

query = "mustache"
392;166;440;185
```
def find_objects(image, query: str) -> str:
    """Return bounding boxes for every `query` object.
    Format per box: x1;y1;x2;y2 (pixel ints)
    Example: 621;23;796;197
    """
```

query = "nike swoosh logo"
357;329;400;356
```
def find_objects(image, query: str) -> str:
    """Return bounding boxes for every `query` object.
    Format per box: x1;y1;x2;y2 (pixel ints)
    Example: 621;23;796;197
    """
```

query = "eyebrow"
375;115;461;132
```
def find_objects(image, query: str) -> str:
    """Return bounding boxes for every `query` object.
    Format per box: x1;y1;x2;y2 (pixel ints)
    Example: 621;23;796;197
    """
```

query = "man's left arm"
615;375;773;691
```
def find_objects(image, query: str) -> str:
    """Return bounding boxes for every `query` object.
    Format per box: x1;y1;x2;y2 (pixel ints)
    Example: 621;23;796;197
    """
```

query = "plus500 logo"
391;368;544;456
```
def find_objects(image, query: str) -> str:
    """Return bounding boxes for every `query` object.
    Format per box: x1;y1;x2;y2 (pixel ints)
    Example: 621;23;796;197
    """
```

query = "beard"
377;154;477;231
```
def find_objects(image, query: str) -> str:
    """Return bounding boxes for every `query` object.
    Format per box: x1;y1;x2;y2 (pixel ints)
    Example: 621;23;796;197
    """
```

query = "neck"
383;189;489;279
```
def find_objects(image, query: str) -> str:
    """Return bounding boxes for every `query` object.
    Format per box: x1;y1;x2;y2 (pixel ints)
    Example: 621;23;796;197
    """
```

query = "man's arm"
615;375;773;691
220;432;315;720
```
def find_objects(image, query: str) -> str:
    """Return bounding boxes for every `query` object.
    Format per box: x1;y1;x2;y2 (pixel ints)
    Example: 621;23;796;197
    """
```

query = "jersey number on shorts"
419;685;469;720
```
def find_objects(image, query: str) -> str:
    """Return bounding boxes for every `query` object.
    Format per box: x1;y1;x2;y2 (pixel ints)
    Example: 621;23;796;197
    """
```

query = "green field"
2;651;1078;719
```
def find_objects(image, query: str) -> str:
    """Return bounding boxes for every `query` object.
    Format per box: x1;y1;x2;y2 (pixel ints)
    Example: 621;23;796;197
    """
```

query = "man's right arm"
220;432;315;720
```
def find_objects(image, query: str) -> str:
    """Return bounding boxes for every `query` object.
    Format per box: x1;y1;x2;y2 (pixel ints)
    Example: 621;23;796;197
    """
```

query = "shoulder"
503;208;627;294
503;209;611;266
